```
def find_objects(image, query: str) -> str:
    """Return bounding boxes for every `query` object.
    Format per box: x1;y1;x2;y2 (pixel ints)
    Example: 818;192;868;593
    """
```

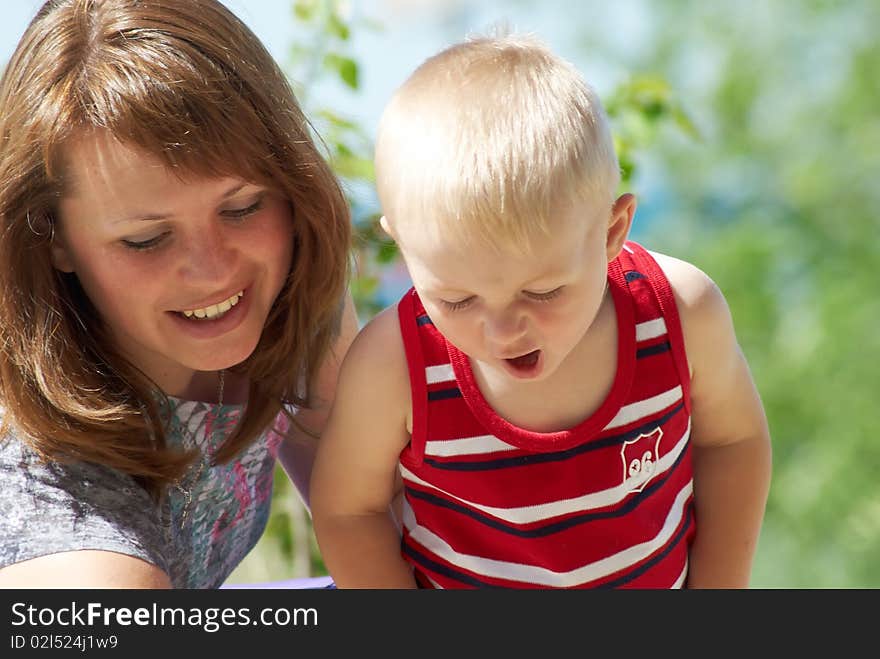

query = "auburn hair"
0;0;351;496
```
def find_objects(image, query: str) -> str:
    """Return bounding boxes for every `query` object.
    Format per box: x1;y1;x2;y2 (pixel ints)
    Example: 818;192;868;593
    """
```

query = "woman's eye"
222;197;264;220
441;296;474;312
525;286;564;302
121;233;169;251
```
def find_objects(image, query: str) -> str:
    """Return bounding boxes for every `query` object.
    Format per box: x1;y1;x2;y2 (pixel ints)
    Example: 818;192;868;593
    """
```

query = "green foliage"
624;0;880;587
284;1;392;322
605;75;700;186
286;0;373;181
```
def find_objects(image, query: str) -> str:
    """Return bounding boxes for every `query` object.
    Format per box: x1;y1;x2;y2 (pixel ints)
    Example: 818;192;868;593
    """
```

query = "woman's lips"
167;288;250;339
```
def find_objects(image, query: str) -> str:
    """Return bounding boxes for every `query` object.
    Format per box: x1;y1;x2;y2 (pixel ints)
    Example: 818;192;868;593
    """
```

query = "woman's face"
52;131;295;397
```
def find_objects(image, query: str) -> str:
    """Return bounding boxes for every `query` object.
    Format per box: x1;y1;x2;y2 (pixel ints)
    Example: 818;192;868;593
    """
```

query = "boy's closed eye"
523;286;564;302
440;296;475;312
440;286;565;312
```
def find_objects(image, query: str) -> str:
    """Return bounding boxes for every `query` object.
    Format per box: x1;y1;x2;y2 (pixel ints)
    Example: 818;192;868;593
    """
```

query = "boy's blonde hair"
375;32;620;251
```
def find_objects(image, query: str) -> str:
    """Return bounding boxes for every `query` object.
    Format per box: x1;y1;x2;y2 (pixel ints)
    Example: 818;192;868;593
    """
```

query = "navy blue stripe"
406;441;689;537
402;543;496;588
427;387;462;401
423;401;685;471
597;503;694;588
637;341;671;359
625;271;646;282
416;314;433;326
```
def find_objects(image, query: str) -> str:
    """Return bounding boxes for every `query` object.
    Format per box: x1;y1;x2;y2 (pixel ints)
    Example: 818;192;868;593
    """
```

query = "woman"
0;0;358;588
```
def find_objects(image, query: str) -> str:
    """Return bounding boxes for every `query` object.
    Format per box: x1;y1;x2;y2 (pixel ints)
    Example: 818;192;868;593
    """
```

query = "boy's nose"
483;307;528;347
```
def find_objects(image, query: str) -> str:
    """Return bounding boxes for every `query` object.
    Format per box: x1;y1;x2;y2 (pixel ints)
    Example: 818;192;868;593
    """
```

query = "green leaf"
331;153;374;180
351;275;379;299
328;13;351;41
376;241;399;264
316;108;359;131
337;57;359;89
292;0;318;22
672;107;701;139
323;53;360;90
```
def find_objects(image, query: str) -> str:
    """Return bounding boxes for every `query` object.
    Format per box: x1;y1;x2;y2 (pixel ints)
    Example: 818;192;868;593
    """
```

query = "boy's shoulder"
338;300;409;391
646;249;722;311
646;248;737;378
344;301;406;367
333;299;413;433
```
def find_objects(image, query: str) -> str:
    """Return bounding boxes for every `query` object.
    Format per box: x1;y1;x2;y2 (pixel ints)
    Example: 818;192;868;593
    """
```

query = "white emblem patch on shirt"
621;427;663;493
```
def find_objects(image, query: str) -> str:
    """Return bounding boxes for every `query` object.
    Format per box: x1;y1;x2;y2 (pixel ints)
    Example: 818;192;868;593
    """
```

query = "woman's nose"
178;229;236;283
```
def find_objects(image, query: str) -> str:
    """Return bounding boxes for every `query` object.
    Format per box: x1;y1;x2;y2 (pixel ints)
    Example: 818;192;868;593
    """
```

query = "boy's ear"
606;193;637;261
50;231;76;273
379;215;395;239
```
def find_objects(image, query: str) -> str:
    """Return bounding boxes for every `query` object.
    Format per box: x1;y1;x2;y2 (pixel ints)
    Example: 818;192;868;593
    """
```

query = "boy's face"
393;199;627;384
51;131;295;396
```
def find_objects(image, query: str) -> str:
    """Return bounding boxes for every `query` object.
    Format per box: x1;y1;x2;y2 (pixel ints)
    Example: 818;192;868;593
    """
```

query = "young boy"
310;33;772;588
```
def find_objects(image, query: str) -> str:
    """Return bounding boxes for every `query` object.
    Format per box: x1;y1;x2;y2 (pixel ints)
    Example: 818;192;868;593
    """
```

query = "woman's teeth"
181;291;243;320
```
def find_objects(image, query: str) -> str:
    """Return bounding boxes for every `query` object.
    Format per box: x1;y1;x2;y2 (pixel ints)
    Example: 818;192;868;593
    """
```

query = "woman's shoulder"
0;430;168;575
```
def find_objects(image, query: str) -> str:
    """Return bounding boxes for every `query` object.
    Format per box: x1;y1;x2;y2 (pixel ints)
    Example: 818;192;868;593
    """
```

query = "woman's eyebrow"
111;182;252;225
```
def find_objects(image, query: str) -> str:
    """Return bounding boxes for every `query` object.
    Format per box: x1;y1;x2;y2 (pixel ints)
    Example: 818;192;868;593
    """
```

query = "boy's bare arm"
655;252;772;588
309;306;418;588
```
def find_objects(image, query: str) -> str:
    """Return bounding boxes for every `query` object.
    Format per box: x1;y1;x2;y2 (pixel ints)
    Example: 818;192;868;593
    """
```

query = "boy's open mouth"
505;349;541;371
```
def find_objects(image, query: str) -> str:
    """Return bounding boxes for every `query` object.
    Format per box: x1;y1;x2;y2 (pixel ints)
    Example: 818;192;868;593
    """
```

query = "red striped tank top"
396;241;696;588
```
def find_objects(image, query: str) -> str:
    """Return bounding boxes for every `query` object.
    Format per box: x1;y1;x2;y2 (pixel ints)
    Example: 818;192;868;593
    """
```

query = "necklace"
175;368;225;530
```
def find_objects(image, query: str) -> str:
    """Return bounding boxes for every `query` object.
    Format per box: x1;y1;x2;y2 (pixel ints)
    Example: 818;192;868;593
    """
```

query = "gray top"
0;399;291;588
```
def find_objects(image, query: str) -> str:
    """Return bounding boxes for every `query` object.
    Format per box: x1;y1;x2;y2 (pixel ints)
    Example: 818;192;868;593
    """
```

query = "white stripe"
426;385;682;458
403;479;693;588
401;421;691;524
425;575;444;589
603;385;682;431
635;317;667;342
425;364;455;385
672;557;688;589
426;434;518;457
623;244;634;253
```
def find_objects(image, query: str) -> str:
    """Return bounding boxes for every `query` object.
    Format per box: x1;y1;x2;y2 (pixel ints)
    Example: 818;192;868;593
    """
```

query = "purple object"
221;575;335;589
